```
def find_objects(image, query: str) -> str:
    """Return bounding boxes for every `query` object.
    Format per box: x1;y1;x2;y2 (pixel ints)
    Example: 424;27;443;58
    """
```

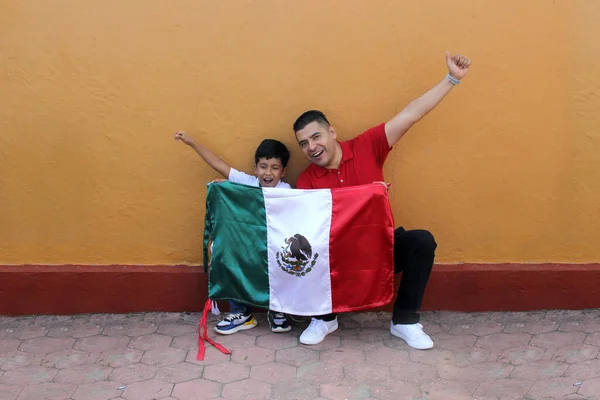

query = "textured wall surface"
1;1;599;264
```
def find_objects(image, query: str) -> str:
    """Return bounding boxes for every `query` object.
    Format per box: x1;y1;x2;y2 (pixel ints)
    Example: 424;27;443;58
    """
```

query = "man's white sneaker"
299;317;338;345
390;322;434;349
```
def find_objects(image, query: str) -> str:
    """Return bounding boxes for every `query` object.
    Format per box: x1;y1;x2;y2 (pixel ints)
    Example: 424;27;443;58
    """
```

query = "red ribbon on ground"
197;298;231;361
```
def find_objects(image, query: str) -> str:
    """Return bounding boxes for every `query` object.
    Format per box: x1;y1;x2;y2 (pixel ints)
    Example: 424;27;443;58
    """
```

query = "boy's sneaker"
214;310;257;335
268;311;291;333
299;317;338;345
390;322;433;349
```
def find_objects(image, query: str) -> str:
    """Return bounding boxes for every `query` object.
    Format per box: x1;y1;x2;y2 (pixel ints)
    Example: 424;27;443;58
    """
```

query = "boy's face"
254;157;286;188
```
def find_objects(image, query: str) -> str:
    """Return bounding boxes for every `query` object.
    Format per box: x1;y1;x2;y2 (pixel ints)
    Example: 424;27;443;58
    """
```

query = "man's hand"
446;52;472;80
174;131;195;146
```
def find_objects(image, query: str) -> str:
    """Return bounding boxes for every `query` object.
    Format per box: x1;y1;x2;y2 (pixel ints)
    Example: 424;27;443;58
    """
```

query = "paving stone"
472;378;533;399
221;378;271;400
144;312;184;324
0;340;20;354
498;345;546;365
504;320;559;335
423;332;478;350
452;362;513;382
255;333;299;350
156;362;204;383
364;346;408;367
121;378;173;399
47;323;103;339
170;333;197;351
553;344;600;364
579;377;600;398
109;363;158;384
275;347;319;367
301;335;341;351
408;348;454;366
0;351;35;370
419;379;478;400
171;379;222;400
203;362;249;383
321;348;365;365
74;335;130;353
141;347;187;367
250;362;296;382
54;364;112;384
531;331;587;349
0;384;22;400
297;362;344;384
19;337;75;354
369;381;421;400
560;320;600;333
342;337;383;352
16;382;76;400
449;322;505;336
33;315;78;327
344;363;391;383
0;365;57;386
448;346;492;367
184;346;231;366
564;359;600;381
129;333;172;351
271;380;319;400
475;332;532;350
208;332;256;350
527;377;578;398
389;361;438;384
97;348;144;367
230;346;275;366
103;321;158;337
511;360;569;380
157;322;197;337
320;381;370;400
88;314;136;326
545;310;586;322
72;381;125;400
585;332;600;347
42;349;89;369
14;325;49;340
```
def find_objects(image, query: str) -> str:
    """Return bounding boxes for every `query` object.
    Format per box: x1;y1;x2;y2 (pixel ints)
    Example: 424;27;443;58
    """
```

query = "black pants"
317;227;436;325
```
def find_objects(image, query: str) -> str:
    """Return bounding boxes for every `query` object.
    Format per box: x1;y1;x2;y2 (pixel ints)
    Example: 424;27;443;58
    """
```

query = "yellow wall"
1;1;599;265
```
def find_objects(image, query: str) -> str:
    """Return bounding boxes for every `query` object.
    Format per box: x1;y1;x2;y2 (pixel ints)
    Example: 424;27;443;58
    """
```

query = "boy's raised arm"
174;131;231;178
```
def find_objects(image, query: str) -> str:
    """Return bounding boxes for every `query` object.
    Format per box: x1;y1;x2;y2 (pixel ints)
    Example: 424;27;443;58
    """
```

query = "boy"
174;130;292;334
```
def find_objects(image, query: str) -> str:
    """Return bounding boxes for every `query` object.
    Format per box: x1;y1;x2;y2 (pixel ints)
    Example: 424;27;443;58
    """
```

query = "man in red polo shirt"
294;52;472;349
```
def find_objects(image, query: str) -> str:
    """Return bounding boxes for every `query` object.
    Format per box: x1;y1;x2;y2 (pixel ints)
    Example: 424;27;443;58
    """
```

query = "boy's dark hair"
293;110;330;132
255;139;290;168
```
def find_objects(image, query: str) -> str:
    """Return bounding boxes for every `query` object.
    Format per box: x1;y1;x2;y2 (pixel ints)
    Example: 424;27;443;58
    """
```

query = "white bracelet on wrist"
446;73;460;85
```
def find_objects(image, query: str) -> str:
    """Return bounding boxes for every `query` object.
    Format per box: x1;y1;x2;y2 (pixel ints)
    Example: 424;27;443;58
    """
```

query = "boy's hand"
174;131;195;146
446;52;472;80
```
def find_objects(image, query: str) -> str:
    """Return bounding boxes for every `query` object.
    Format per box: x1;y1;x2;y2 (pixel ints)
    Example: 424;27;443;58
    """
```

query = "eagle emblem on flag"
276;234;319;277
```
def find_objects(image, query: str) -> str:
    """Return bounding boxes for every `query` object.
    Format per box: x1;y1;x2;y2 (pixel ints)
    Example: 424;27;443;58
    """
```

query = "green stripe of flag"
205;182;269;307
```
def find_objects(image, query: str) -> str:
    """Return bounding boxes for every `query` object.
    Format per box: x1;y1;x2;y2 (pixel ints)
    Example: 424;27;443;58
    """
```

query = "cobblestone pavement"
1;310;600;399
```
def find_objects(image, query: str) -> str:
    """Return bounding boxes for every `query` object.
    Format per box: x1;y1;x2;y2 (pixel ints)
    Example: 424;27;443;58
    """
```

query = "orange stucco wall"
1;1;599;265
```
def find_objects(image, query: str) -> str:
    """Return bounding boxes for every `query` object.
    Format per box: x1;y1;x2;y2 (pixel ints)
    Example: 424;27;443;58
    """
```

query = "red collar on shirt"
314;141;354;177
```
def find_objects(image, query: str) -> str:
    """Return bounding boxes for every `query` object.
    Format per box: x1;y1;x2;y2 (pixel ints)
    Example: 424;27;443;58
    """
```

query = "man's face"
295;121;338;168
254;157;286;187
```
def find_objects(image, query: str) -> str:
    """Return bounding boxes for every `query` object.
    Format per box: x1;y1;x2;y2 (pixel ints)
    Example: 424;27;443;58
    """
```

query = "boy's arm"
174;131;231;178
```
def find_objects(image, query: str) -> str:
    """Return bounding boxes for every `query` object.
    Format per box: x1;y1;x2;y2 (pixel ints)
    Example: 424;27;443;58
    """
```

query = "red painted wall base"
1;264;599;316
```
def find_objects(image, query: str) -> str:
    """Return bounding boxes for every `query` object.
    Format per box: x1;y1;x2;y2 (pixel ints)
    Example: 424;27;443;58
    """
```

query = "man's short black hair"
255;139;290;168
293;110;330;132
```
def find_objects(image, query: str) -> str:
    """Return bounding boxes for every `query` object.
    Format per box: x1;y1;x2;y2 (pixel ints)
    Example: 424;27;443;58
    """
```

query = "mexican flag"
203;182;395;316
